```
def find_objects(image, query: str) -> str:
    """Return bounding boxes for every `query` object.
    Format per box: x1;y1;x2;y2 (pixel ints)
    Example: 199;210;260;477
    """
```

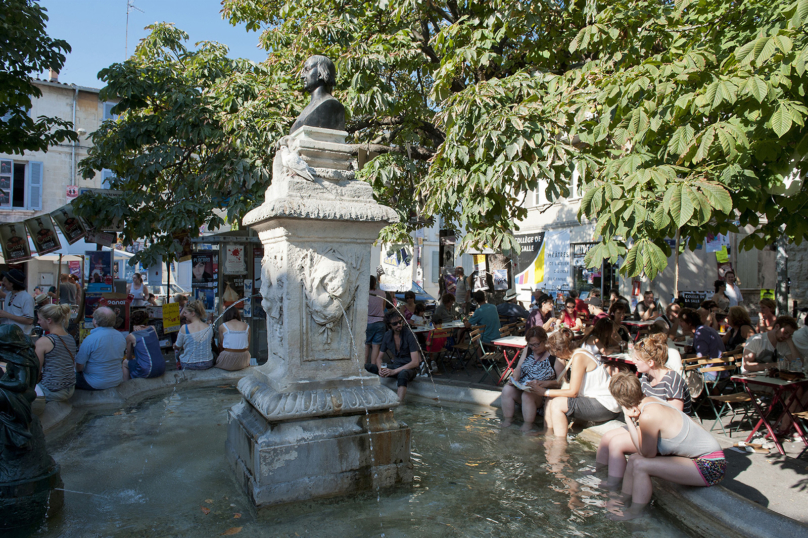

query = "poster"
86;250;113;292
24;215;61;255
85;231;115;247
100;295;131;331
162;302;181;333
472;254;488;291
84;294;103;327
195;288;215;311
443;273;457;296
706;233;730;253
172;230;193;262
223;275;245;309
224;244;247;275
0;222;32;263
378;244;413;292
51;204;87;244
243;279;253;318
542;230;571;290
493;269;509;290
760;289;775;300
68;260;81;279
192;252;215;286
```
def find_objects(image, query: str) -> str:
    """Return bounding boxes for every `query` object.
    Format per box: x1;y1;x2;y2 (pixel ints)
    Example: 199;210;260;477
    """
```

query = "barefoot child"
607;373;725;520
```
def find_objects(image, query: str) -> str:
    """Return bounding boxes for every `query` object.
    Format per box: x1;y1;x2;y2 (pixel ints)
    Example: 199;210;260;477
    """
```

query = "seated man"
496;289;529;324
75;307;127;391
465;290;501;344
743;316;800;373
634;290;659;321
364;311;421;401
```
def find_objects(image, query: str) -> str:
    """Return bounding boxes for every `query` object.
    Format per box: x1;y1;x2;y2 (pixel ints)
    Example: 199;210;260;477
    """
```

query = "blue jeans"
365;321;386;345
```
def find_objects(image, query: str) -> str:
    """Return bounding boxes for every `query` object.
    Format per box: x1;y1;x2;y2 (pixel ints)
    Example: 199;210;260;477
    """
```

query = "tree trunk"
673;228;681;303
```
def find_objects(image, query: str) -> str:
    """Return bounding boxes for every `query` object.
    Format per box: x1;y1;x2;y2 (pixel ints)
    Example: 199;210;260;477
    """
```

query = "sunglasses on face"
390;320;403;327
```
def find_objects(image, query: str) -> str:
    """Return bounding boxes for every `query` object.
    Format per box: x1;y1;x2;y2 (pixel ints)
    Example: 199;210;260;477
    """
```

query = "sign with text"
0;222;32;263
162;302;181;333
679;290;715;309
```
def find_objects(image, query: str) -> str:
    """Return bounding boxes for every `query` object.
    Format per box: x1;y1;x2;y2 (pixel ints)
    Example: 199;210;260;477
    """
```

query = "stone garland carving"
261;249;285;352
298;247;364;345
239;376;399;422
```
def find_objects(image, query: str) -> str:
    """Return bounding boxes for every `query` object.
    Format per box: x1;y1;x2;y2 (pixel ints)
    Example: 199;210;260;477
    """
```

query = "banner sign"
100;295;131;332
51;204;87;244
86;251;113;292
679;290;715;309
25;215;61;255
0;222;31;263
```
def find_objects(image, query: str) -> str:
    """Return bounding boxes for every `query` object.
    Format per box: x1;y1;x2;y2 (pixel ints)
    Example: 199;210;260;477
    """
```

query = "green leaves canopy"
0;0;76;154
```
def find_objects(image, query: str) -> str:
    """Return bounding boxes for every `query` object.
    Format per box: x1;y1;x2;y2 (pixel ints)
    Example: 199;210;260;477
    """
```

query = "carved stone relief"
261;247;286;359
298;246;364;360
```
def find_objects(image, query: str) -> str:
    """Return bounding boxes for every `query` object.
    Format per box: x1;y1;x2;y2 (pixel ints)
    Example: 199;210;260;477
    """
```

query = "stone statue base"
228;125;411;506
226;399;412;506
0;416;63;533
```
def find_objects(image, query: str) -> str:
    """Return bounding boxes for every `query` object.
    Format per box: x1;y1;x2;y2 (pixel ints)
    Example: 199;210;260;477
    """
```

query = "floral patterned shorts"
693;451;726;486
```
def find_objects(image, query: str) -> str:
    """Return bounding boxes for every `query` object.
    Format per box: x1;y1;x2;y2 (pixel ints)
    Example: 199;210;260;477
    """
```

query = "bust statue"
290;55;346;134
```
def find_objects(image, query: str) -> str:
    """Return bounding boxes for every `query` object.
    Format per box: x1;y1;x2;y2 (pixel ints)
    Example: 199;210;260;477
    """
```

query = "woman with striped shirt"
34;304;77;402
595;333;691;488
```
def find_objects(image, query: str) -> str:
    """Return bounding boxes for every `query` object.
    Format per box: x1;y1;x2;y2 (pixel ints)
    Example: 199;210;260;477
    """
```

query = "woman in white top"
216;306;250;371
531;329;621;437
127;272;148;302
173;300;214;370
723;270;742;307
580;318;619;361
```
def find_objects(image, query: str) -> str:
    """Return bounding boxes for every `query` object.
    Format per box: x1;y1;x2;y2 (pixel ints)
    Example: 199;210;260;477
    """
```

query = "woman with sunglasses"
501;327;566;432
594;334;691;489
560;297;584;331
533;329;621;437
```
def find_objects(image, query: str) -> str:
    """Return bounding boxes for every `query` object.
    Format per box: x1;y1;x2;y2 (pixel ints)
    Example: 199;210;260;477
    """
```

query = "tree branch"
345;143;434;161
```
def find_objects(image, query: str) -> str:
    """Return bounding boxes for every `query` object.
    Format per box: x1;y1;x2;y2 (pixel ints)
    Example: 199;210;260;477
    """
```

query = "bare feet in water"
520;422;535;433
607;499;647;521
500;419;513;428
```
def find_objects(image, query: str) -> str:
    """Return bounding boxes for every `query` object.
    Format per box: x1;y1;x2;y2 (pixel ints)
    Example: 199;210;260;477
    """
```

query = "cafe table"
731;373;808;455
490;335;526;384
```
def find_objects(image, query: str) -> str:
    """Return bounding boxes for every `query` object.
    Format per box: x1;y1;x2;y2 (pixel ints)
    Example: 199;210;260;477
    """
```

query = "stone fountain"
225;55;412;506
0;325;64;532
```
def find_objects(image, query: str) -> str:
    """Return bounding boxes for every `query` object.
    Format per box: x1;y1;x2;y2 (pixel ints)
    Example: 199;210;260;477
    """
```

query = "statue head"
301;55;336;94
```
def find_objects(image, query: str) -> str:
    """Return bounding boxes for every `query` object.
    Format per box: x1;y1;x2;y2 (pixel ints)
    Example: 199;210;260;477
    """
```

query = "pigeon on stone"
280;145;316;181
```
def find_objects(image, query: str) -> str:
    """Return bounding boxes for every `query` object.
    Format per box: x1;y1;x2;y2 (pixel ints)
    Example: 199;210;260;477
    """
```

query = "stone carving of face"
301;57;322;93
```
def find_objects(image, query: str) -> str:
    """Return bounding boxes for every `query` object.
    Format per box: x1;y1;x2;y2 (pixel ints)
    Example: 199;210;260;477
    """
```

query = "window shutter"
431;250;439;282
28;161;43;210
101;169;114;189
103;102;117;121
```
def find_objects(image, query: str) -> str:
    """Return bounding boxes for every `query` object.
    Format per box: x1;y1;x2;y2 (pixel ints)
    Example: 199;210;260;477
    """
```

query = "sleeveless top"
130;282;145;300
222;323;249;350
640;398;721;458
573;349;620;412
131;327;166;378
726;326;749;350
519;350;557;383
41;334;77;392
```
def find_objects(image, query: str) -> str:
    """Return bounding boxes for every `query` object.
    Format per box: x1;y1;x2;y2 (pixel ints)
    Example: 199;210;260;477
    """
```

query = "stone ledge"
40;368;254;436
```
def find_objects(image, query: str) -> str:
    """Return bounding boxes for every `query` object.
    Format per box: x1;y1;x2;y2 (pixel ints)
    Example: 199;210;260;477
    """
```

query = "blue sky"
38;0;267;88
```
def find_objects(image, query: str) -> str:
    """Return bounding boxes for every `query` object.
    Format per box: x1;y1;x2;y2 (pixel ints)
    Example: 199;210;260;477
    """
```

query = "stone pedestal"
226;127;412;506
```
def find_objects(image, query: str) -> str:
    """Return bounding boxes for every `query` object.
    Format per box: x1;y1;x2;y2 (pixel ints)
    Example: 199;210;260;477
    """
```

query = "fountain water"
226;62;412;504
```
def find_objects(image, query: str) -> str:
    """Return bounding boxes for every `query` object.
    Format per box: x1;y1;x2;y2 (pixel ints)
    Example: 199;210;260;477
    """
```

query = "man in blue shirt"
75;306;127;390
465;290;501;344
496;289;529;324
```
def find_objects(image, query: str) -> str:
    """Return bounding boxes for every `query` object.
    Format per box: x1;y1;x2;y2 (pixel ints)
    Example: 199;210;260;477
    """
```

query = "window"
103;102;118;122
534;180;548;206
0;158;42;210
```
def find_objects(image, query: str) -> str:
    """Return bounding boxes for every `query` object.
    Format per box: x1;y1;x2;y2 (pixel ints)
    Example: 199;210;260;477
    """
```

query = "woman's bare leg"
610;454;706;521
520;391;544;432
500;383;520;427
544;397;569;437
606;429;637;480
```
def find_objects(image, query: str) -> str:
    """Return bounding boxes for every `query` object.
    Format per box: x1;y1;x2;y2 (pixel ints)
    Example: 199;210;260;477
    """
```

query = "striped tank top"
41;334;76;392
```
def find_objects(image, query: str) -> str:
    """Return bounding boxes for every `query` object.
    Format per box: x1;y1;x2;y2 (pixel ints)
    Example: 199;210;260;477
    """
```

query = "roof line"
31;78;102;94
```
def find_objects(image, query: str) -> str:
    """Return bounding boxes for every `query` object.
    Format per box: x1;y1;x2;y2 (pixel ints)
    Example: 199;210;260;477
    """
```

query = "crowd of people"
0;269;252;408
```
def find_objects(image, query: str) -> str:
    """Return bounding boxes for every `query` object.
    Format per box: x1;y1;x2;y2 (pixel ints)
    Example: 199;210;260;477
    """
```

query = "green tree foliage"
77;24;295;266
0;0;76;154
87;1;808;276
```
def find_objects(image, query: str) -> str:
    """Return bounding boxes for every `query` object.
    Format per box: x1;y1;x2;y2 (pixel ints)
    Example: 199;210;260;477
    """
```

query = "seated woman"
34;304;77;402
526;293;557;332
722;306;755;350
580;318;619;362
609;301;631;342
606;373;725;521
533;329;621;437
560;297;584;331
501;327;566;432
401;291;417;323
123;310;166;379
756;298;777;333
595;334;692;488
216;307;251;371
173;300;214;370
432;293;456;325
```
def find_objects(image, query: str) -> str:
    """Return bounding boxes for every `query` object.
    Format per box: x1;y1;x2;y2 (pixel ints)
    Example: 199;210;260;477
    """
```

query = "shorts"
365;363;418;387
565;396;621;423
365;321;386;345
693;451;726;486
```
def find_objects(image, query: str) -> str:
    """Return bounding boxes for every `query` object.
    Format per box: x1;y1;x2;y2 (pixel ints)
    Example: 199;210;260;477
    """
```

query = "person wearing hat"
525;293;558;332
496;289;529;324
0;269;34;335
